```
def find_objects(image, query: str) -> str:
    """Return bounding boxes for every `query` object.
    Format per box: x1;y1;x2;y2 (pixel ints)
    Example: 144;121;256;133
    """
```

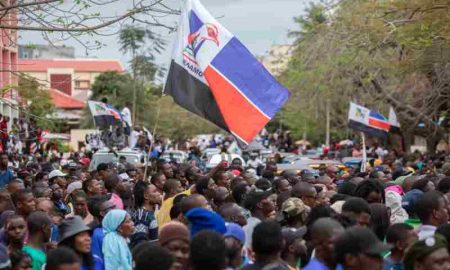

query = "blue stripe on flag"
369;111;387;121
189;11;203;33
210;37;290;118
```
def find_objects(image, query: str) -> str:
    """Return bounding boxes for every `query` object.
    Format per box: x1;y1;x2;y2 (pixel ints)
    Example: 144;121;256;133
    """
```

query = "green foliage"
279;0;450;149
17;76;56;130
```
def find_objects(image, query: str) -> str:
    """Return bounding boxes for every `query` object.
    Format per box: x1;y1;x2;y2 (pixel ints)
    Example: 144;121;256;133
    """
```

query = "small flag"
164;0;290;146
88;101;123;128
348;102;390;138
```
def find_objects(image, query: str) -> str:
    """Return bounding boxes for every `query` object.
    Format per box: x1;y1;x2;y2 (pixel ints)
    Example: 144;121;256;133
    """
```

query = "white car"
160;150;188;164
206;153;245;170
88;148;147;171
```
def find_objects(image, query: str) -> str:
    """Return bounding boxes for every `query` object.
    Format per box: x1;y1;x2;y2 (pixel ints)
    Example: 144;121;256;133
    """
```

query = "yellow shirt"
156;189;191;228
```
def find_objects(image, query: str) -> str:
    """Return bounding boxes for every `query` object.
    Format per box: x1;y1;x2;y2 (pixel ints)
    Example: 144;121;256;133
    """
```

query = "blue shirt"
81;255;104;270
383;257;404;270
303;258;343;270
0;169;13;188
91;227;105;260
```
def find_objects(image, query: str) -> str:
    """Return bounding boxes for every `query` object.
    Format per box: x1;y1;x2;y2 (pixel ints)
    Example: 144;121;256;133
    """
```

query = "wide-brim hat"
58;216;91;244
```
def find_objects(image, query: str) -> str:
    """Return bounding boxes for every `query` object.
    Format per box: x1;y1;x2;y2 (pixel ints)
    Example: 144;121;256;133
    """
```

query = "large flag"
348;102;390;138
164;0;290;146
88;101;123;128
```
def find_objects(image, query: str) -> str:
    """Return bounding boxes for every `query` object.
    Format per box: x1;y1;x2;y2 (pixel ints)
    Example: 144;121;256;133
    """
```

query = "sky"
20;0;311;71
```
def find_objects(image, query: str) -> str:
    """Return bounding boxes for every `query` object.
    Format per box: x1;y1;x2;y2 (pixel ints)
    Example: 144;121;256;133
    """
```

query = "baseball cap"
282;227;307;247
334;227;391;264
48;169;67;179
224;222;245;245
281;198;306;219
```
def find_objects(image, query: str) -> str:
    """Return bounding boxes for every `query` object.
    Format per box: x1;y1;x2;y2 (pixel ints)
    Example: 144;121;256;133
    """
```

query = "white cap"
49;169;67;179
66;181;82;195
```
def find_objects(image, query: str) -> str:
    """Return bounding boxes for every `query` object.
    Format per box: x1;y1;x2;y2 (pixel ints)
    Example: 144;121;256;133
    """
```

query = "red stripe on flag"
369;118;390;131
204;65;269;144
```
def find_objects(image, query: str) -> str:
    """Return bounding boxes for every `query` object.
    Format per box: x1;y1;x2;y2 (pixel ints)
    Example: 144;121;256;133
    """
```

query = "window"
75;80;90;89
50;74;72;95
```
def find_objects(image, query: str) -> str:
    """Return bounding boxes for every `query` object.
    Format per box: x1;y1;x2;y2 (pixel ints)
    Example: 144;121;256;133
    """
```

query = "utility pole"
325;99;330;148
131;49;136;129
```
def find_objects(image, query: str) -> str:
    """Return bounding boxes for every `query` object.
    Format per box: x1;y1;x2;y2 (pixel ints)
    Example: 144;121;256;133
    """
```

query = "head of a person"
96;163;109;180
159;222;190;270
134;181;161;209
223;222;245;269
58;216;92;256
404;234;450;270
48;170;67;189
11;189;36;217
27;211;52;243
218;203;247;227
0;153;8;168
82;178;102;196
438;177;450;194
213;187;230;208
10;250;32;270
243;190;275;219
292;182;317;208
412;177;436;193
104;174;124;194
157;160;174;179
163;179;184;199
133;242;174;270
252;221;283;262
185;208;226;236
87;195;115;222
334;227;391;270
326;165;339;179
354;179;385;204
7;180;25;195
102;209;135;238
195;176;218;200
72;192;88;218
255;178;272;191
310;217;345;264
5;215;27;245
341;197;371;227
415;191;449;226
181;194;211;220
213;171;231;190
45;247;81;270
151;172;167;192
280;227;307;265
232;183;250;206
190;230;226;270
281;197;308;228
274;178;292;194
265;161;277;173
385;223;417;256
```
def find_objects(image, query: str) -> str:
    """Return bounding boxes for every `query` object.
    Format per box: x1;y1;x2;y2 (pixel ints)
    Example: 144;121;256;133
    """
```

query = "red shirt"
0;119;8;139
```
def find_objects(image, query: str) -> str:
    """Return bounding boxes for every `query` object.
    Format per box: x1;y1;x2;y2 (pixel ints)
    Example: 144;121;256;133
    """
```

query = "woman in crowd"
58;216;103;270
102;209;134;270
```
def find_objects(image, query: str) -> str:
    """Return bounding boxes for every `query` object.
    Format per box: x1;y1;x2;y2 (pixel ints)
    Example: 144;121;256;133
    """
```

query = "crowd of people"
1;131;450;270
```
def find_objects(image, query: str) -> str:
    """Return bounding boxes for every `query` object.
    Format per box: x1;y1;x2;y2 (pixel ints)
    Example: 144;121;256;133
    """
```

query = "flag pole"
143;98;162;183
361;132;367;172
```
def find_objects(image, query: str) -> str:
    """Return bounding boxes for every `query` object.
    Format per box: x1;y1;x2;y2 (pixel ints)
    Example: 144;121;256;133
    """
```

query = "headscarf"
102;209;132;270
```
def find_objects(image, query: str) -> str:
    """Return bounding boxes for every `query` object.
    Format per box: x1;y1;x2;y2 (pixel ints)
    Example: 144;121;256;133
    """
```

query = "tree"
0;0;177;50
15;75;55;130
83;71;219;140
279;0;450;151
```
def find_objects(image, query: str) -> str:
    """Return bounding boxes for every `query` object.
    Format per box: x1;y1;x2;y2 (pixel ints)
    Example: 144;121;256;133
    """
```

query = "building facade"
259;44;293;76
19;44;75;59
18;58;124;102
0;0;19;122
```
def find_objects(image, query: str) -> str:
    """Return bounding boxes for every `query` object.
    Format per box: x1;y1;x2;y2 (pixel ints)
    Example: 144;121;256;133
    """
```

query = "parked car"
89;148;147;171
206;153;245;170
160;150;188;164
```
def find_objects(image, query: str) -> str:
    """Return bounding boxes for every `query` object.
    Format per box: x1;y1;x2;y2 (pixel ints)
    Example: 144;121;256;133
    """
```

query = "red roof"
49;88;85;109
18;59;124;72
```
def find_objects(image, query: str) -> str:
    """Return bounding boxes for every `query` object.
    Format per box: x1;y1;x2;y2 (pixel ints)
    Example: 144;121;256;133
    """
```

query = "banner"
348;102;390;138
88;101;123;128
164;0;289;146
